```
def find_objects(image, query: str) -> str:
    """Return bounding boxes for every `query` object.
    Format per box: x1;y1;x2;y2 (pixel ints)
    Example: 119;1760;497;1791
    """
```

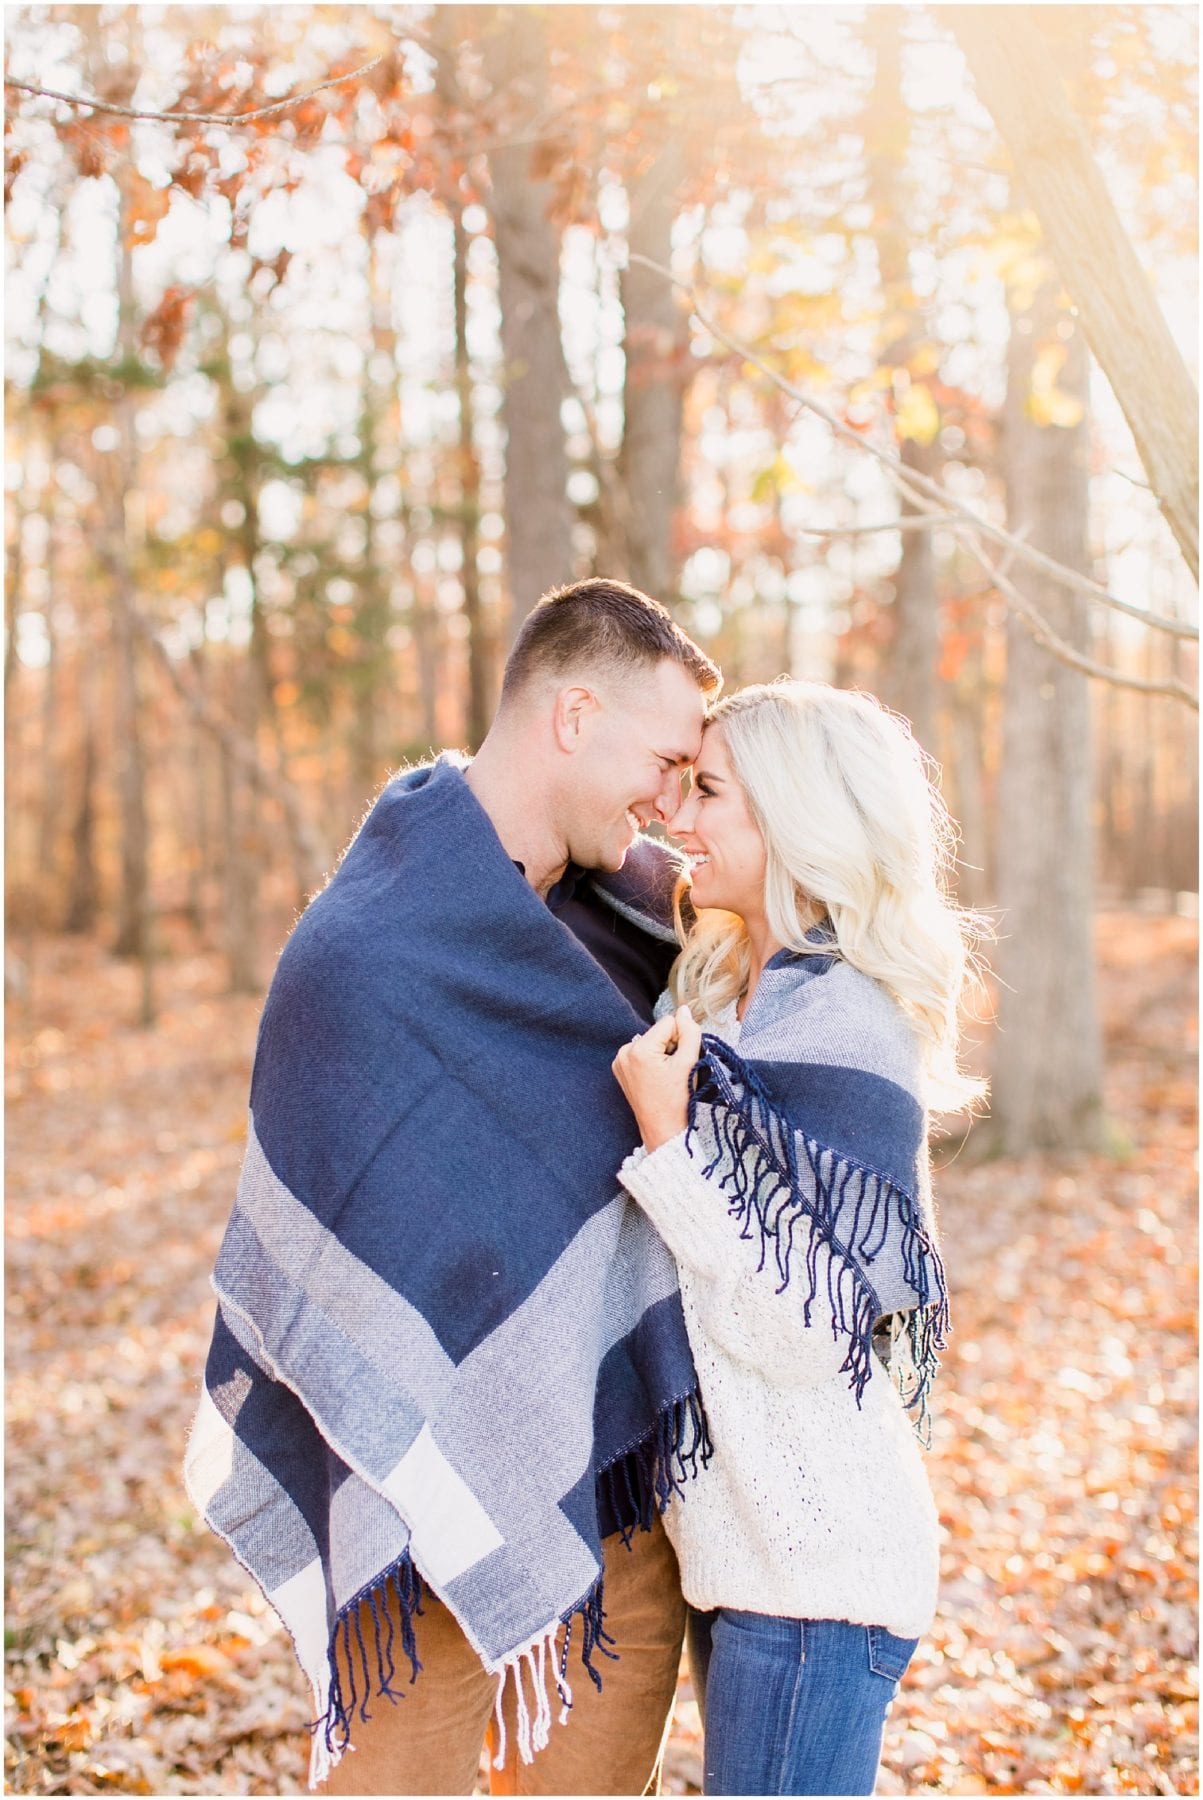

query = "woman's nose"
666;788;695;835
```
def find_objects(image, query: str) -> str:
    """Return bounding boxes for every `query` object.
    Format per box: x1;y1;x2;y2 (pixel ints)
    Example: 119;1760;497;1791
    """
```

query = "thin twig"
797;513;962;538
629;253;1199;642
888;465;1199;707
964;535;1198;710
125;608;331;890
1107;465;1154;494
5;53;384;126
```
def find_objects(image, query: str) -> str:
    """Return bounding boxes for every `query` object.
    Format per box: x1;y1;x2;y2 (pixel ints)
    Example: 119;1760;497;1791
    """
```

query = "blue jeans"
687;1608;919;1796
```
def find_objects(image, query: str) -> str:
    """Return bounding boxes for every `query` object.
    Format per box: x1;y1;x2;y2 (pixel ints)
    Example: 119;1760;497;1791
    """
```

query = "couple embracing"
186;577;981;1798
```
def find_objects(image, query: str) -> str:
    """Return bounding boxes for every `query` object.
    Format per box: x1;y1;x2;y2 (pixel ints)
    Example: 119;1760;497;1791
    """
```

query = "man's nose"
653;771;684;821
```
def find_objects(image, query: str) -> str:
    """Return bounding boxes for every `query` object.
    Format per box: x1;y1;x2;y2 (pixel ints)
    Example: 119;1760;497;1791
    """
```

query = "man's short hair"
500;577;721;706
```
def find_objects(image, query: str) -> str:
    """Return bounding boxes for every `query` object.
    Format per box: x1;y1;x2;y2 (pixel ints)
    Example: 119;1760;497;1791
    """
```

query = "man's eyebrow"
658;748;697;766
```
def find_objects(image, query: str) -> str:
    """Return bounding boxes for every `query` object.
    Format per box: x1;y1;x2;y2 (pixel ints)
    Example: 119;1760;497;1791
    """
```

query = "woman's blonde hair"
670;679;988;1112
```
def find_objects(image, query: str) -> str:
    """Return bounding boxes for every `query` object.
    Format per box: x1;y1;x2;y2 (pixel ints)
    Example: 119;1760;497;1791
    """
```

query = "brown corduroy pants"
317;1513;686;1797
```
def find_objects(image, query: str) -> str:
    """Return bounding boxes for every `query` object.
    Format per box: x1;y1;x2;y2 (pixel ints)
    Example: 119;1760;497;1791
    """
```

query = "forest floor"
4;912;1198;1798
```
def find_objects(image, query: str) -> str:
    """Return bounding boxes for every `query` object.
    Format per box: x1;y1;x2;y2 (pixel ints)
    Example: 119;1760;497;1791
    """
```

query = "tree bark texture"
481;6;574;639
412;585;441;748
990;280;1105;1154
868;10;941;750
107;444;150;963
435;18;492;739
946;686;992;911
108;225;151;971
187;707;208;937
219;724;260;995
204;314;272;972
453;207;490;747
4;487;23;706
620;138;688;603
37;496;60;887
64;652;100;936
76;6;149;993
953;6;1199;580
886;439;940;750
352;227;400;792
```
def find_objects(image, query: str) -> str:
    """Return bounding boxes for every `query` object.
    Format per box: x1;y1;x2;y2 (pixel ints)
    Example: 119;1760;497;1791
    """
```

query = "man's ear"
552;685;599;753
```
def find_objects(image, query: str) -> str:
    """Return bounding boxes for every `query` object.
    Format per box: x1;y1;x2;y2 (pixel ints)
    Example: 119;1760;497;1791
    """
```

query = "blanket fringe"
309;1551;426;1780
687;1035;949;1436
596;1390;714;1549
306;1395;702;1788
486;1568;616;1770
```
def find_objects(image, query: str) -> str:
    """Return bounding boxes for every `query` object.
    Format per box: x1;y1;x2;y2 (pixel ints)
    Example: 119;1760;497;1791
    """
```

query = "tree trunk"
109;530;150;965
453;206;489;747
107;357;151;976
4;486;22;706
221;376;275;926
64;654;100;936
1096;614;1121;891
78;6;151;1001
989;279;1104;1153
435;18;491;742
947;686;991;910
37;500;60;894
412;584;441;747
867;10;941;748
219;719;259;994
620;138;687;602
481;5;574;638
188;711;209;937
953;5;1199;578
350;226;399;791
887;440;941;750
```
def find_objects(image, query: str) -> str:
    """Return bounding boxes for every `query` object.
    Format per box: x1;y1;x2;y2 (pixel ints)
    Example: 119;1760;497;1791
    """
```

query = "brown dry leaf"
158;1644;235;1679
123;174;173;247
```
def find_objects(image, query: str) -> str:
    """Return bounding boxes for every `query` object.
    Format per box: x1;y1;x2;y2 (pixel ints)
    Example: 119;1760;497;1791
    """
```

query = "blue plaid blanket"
184;756;705;1786
684;936;950;1428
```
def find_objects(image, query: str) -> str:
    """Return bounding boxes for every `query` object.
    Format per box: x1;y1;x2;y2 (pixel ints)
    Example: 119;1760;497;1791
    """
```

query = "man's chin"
597;836;633;873
579;823;639;874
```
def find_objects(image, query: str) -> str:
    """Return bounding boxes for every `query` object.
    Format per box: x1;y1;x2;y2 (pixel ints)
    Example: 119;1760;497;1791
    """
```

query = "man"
185;579;721;1797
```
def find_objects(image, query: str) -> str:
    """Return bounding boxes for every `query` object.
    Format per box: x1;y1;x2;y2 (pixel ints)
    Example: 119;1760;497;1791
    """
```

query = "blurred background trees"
5;2;1198;1153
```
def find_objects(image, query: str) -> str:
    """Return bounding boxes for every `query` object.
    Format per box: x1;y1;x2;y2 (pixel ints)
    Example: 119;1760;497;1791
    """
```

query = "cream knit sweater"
618;1012;940;1641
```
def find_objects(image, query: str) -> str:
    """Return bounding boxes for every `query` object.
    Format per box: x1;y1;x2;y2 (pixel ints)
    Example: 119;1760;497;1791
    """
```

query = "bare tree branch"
880;461;1200;710
5;54;384;126
629;254;1199;644
797;513;961;537
962;535;1198;710
1108;466;1153;494
126;608;332;894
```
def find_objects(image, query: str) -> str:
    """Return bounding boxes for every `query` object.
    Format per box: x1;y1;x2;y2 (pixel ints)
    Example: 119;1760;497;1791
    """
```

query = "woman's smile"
668;726;766;919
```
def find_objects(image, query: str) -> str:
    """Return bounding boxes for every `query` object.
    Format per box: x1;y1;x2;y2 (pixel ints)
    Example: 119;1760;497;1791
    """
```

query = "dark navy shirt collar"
512;859;586;910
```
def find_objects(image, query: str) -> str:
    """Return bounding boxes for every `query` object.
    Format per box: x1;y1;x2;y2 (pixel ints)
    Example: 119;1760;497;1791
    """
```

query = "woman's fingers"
675;1004;702;1060
614;1007;700;1091
644;1011;682;1053
616;1009;701;1064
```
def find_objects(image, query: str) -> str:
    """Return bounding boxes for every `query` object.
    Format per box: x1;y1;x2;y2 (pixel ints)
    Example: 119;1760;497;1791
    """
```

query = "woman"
611;680;985;1798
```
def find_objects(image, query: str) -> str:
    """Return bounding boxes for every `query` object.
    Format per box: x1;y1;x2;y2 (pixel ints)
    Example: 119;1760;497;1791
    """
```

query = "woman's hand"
612;1005;703;1152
